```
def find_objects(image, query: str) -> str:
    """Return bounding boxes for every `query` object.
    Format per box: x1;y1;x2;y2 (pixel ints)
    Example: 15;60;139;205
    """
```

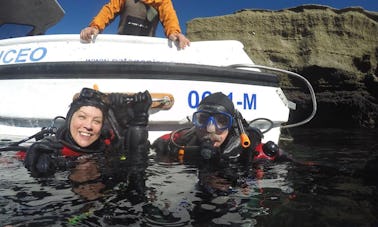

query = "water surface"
0;128;377;226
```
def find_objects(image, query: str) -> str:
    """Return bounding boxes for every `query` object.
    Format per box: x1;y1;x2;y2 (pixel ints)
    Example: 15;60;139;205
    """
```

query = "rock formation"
187;4;378;128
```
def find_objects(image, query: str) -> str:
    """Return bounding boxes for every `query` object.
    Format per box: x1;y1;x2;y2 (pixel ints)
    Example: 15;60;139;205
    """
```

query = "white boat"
0;1;316;144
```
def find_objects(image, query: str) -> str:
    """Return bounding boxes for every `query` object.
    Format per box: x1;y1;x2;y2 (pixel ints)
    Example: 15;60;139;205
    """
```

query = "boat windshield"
0;23;34;40
0;0;64;40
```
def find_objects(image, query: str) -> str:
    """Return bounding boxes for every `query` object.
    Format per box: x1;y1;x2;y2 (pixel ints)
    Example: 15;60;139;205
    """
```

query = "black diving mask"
74;87;108;113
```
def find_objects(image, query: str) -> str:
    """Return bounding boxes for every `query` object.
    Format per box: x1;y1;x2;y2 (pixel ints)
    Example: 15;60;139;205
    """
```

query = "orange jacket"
89;0;181;37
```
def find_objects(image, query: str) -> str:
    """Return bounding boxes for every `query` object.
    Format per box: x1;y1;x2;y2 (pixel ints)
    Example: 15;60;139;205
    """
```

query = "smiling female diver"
22;87;152;178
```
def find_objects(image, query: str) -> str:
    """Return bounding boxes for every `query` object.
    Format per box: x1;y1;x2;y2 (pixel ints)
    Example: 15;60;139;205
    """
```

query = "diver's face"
70;106;103;148
193;109;232;147
196;123;229;148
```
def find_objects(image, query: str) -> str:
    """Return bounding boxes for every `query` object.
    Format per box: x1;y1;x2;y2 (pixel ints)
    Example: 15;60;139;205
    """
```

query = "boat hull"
0;35;291;143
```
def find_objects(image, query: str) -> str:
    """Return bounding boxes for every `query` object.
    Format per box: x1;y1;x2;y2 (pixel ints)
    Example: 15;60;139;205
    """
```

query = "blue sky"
48;0;377;37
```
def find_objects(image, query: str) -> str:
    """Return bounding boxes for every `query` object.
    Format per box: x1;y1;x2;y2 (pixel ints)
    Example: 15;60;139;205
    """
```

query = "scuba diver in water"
19;87;151;201
152;92;291;195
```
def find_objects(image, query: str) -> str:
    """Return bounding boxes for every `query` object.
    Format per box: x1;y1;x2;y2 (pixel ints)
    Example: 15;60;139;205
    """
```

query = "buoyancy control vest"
118;0;159;36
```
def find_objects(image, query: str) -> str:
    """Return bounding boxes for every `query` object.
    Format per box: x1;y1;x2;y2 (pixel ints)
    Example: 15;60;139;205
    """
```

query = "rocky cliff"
186;4;378;128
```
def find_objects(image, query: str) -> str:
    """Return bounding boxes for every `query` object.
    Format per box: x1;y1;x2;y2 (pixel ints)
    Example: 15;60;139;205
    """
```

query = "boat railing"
228;64;317;129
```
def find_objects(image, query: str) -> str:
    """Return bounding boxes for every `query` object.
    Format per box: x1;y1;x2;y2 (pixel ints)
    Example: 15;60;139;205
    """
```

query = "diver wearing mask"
152;92;282;194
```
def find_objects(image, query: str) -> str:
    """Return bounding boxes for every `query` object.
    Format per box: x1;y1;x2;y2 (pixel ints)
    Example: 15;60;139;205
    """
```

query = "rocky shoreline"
186;4;378;128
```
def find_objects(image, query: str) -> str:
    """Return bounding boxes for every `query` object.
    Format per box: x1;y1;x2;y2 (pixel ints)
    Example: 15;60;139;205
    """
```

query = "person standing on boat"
152;92;290;194
80;0;190;49
23;87;152;181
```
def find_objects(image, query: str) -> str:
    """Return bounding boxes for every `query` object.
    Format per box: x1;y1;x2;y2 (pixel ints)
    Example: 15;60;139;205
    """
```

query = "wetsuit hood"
64;88;109;151
198;92;235;116
65;88;108;128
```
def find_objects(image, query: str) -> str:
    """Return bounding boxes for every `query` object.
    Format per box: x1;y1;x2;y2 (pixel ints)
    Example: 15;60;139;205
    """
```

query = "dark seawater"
0;128;377;227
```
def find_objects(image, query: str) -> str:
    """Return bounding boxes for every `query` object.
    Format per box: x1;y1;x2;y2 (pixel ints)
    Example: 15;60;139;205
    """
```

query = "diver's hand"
24;138;63;177
108;93;133;129
130;91;152;126
108;91;151;127
108;92;133;106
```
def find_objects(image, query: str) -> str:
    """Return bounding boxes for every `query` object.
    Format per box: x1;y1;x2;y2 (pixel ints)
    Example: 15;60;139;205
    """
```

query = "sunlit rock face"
187;5;378;128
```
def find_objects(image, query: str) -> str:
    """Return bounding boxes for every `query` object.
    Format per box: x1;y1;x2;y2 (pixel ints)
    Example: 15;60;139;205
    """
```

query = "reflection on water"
0;128;377;226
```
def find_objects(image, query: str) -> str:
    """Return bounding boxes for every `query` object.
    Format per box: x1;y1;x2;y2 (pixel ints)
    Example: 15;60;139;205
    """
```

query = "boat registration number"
187;90;256;110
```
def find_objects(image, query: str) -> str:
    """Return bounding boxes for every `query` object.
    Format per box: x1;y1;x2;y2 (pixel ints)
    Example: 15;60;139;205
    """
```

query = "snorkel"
235;110;251;148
